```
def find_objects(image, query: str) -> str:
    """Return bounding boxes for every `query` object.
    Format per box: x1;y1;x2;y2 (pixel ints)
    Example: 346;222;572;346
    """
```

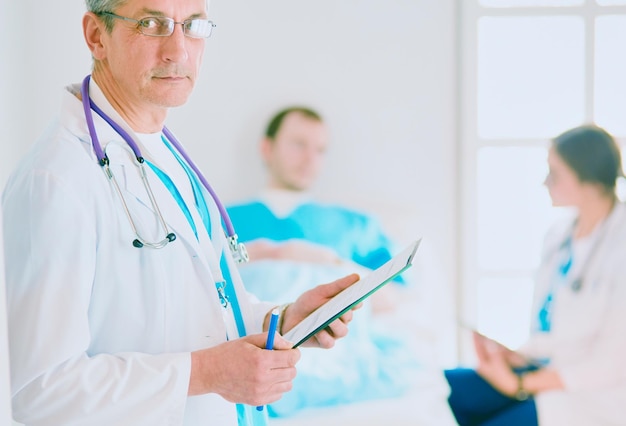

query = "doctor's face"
262;112;329;191
544;146;584;207
90;0;207;119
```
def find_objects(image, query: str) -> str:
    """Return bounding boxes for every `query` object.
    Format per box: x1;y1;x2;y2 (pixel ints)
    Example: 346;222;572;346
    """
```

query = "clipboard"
282;238;422;348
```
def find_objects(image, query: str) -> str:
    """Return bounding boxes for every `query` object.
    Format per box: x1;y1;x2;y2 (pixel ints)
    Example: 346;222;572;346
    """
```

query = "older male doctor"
2;0;359;425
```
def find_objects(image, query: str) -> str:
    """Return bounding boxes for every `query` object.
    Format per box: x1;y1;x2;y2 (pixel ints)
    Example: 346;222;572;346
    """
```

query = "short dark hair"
552;124;623;193
265;106;323;140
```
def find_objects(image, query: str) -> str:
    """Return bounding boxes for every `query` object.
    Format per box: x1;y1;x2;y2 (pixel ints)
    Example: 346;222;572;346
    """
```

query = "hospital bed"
240;239;458;426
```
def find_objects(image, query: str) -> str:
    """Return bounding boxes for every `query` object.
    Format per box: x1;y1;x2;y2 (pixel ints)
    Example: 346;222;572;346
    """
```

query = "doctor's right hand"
187;333;300;406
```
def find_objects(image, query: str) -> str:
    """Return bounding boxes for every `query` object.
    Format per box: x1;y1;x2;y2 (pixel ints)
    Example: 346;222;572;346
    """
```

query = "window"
459;0;626;359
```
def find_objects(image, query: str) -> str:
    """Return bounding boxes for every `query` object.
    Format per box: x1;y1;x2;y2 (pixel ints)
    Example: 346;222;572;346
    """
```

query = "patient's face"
264;112;329;191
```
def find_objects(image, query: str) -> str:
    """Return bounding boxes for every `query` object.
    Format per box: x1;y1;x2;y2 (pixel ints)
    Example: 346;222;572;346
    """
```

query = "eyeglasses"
100;12;216;39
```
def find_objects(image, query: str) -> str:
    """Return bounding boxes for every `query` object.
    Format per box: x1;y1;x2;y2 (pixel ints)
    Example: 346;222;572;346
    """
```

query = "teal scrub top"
226;201;405;283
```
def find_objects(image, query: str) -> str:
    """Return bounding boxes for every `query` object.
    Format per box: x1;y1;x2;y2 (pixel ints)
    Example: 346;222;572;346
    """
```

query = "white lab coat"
519;202;626;426
2;82;274;426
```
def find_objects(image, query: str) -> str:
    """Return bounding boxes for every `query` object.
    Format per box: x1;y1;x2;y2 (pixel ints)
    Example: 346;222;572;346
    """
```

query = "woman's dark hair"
265;107;322;140
552;125;623;193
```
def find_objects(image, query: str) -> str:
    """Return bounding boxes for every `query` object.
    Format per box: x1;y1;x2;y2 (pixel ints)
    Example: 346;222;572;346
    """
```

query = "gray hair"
84;1;210;32
85;0;127;32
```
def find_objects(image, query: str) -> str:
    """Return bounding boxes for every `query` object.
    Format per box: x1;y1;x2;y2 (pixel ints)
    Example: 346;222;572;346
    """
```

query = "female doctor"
1;1;359;425
445;125;626;425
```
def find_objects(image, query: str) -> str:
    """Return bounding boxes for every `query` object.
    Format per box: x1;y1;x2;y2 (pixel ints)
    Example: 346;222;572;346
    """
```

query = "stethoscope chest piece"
93;140;177;249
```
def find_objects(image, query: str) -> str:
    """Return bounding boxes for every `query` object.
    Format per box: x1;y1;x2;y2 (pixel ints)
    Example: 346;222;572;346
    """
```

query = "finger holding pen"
257;308;280;411
187;314;299;406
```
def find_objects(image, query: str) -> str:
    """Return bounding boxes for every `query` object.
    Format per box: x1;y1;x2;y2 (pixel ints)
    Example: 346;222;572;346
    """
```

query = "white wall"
0;220;11;426
0;0;459;417
184;0;459;362
177;4;459;351
0;214;10;426
0;1;17;422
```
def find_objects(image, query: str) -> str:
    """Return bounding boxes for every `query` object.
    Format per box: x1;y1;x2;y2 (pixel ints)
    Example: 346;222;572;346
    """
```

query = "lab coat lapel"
105;142;205;256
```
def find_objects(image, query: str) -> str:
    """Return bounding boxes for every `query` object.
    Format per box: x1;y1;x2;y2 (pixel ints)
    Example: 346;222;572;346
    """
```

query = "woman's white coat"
520;202;626;426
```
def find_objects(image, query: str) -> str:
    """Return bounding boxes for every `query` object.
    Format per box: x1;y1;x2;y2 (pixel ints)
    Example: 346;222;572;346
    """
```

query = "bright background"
3;0;626;423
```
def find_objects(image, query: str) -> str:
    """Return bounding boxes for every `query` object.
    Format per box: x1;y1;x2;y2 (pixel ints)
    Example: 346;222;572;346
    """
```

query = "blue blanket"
238;260;421;417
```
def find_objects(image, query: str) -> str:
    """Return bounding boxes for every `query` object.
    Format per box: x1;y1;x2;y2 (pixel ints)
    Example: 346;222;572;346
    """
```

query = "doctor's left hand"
187;333;300;406
281;273;362;348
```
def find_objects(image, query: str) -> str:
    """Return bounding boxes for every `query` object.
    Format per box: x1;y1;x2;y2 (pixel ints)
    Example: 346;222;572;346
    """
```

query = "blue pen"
257;308;280;411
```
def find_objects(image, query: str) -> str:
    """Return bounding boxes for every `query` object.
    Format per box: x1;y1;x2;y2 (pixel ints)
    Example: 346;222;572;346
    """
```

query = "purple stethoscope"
80;75;248;262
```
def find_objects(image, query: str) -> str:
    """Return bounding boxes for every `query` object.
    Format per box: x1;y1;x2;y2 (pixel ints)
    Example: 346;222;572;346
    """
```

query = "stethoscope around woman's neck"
80;74;248;262
557;207;614;292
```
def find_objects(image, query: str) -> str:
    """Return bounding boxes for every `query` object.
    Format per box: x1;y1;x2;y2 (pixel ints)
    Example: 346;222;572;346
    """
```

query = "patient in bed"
227;106;422;417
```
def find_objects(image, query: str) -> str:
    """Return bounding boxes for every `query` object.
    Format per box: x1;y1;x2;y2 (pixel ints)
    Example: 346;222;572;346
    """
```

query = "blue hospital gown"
226;201;404;283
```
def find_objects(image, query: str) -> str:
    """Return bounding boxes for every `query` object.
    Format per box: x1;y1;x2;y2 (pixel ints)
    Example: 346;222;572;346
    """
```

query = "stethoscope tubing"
81;74;237;239
553;211;613;292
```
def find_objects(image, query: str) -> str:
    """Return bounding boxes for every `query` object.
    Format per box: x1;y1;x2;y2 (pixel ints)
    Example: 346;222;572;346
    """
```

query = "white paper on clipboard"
282;238;422;348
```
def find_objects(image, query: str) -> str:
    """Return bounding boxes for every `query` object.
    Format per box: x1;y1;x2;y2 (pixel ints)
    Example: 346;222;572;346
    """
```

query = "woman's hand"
473;331;529;367
473;331;518;397
473;331;565;397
